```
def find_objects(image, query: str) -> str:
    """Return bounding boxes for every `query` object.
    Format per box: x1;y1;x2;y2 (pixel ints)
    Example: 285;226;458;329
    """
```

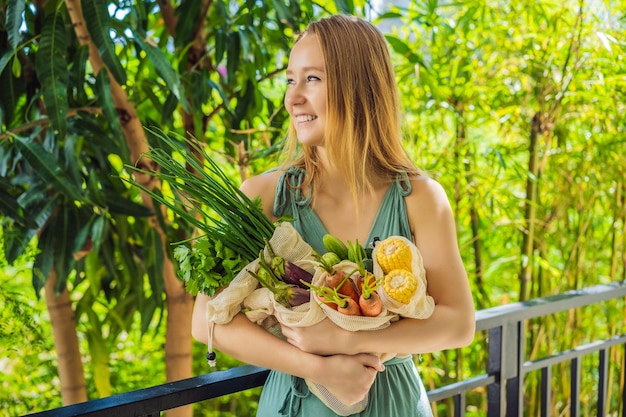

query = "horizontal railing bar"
427;374;496;401
23;365;270;417
522;334;626;373
475;281;626;332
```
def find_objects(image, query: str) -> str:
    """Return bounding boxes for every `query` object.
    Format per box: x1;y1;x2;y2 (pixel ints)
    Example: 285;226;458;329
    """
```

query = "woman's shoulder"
405;174;453;215
240;169;285;220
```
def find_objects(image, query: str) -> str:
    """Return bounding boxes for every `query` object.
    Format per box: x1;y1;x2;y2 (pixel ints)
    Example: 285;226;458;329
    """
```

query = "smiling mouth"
296;115;317;122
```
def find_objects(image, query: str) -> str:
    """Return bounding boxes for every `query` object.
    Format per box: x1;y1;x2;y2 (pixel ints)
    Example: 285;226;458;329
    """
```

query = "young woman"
192;14;475;416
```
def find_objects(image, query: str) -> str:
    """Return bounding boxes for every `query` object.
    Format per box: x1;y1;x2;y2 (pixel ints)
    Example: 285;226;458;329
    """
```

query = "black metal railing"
24;281;626;417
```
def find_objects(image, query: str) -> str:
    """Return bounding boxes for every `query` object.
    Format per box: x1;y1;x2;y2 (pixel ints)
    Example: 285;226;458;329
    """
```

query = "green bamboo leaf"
94;70;124;142
215;27;226;64
3;223;37;264
233;79;255;128
132;29;190;112
0;50;15;76
0;57;24;125
0;189;23;220
35;8;68;139
174;0;202;47
102;191;152;216
52;206;77;294
226;31;241;82
385;35;429;68
270;0;296;27
91;215;107;255
144;227;164;298
14;136;84;202
33;224;55;294
85;327;112;397
15;136;84;201
6;0;26;50
81;0;127;85
333;0;353;14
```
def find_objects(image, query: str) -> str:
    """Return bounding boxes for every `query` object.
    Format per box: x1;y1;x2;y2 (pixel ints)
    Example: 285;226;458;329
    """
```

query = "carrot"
324;268;361;303
319;295;338;310
359;291;382;317
356;273;377;294
308;281;361;315
324;268;346;288
337;297;362;316
357;272;383;317
337;277;361;304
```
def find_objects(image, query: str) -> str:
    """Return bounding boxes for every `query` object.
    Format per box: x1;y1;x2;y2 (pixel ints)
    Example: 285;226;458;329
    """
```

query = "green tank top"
273;167;413;255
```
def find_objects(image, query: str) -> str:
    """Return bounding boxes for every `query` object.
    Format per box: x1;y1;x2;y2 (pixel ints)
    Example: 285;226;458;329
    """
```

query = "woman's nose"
285;84;305;107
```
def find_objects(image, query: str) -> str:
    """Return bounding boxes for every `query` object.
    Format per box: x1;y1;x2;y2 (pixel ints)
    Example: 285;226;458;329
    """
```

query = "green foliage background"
1;0;625;416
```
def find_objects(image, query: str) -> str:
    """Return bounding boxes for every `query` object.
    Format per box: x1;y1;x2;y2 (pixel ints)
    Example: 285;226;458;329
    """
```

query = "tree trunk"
44;269;87;405
159;222;194;417
64;3;194;415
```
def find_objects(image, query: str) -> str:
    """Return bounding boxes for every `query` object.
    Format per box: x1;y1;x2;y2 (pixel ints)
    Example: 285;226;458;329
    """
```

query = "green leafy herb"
125;128;277;295
173;237;247;296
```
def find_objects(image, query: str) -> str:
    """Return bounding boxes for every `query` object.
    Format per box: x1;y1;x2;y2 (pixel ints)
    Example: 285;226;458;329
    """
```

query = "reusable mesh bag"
371;236;435;319
204;224;435;416
204;222;318;327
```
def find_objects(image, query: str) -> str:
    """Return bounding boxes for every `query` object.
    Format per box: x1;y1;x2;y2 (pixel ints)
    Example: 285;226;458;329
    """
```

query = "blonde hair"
282;14;419;200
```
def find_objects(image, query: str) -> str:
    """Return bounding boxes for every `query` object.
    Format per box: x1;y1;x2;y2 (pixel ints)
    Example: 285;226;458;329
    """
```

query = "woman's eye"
307;75;321;82
286;78;295;85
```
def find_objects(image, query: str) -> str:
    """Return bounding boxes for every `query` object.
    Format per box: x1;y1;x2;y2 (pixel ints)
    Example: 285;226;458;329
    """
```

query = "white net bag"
371;236;435;319
205;222;318;326
204;224;435;416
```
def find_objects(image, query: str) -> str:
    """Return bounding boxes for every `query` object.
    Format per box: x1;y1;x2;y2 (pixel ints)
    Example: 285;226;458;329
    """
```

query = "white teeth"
296;115;317;122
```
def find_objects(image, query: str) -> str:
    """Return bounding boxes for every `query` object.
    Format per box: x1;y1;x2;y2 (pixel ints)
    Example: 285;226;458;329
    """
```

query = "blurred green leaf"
82;0;127;85
14;137;84;202
35;8;68;139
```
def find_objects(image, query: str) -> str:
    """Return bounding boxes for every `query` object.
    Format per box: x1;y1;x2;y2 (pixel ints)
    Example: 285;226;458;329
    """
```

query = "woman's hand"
311;353;385;405
281;318;353;355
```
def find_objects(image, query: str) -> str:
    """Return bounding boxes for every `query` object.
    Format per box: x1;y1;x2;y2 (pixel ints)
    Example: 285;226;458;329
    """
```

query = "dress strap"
273;166;312;218
397;172;412;197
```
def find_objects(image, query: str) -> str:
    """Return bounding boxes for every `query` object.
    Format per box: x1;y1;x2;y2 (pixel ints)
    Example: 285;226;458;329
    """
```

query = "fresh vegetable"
283;262;314;289
337;297;362;316
357;273;383;317
375;237;413;274
336;274;361;304
347;240;367;264
126;129;277;295
249;250;310;307
309;283;362;316
359;290;382;317
173;236;246;296
383;269;418;304
322;234;350;260
323;268;347;288
320;251;341;268
264;240;313;289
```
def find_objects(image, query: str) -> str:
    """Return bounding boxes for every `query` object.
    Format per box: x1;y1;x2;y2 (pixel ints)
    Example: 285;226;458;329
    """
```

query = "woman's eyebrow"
286;65;325;74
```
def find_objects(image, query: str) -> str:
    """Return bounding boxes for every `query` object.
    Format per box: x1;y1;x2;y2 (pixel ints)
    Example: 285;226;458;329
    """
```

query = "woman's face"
284;33;327;147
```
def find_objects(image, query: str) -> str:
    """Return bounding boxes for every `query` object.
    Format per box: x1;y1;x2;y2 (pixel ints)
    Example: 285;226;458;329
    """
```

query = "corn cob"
375;237;413;274
383;269;418;304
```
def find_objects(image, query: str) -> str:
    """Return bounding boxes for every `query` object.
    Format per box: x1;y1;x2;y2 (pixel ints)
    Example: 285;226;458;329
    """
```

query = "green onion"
125;128;277;295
